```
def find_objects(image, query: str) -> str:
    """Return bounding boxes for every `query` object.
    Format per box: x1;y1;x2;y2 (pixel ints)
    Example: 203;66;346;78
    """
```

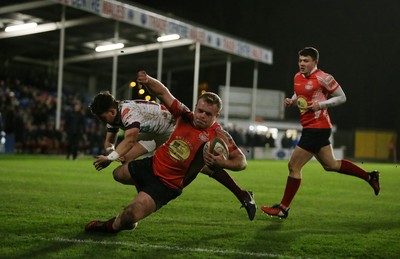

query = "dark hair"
89;91;118;117
198;92;222;112
298;47;319;61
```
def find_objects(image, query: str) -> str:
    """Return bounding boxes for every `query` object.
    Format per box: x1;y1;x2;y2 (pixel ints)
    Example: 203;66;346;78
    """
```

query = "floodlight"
95;43;124;52
157;34;180;42
5;22;37;32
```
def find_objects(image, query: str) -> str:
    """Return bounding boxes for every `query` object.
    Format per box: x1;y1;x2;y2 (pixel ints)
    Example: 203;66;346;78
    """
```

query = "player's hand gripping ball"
203;137;229;160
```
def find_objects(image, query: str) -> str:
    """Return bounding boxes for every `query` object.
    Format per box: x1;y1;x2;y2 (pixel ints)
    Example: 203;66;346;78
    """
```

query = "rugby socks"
106;217;119;233
209;169;246;202
113;214;137;232
280;176;301;208
338;160;369;181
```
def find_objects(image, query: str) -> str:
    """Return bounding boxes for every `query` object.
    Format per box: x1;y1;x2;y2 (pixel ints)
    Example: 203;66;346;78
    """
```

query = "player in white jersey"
107;99;175;160
89;91;256;220
89;92;174;174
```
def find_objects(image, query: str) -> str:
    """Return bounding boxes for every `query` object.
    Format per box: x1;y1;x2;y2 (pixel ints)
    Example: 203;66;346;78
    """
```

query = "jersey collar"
302;66;318;78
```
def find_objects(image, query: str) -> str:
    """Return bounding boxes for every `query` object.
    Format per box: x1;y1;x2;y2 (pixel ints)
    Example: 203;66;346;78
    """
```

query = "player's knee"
112;169;120;181
112;167;124;182
288;161;296;174
287;162;303;178
322;163;337;172
322;160;341;172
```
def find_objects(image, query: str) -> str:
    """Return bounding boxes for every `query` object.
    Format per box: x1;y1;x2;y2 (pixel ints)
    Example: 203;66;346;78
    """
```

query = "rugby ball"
203;137;229;160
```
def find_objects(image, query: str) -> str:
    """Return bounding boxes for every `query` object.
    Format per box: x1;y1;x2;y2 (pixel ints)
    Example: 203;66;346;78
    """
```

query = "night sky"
131;0;399;132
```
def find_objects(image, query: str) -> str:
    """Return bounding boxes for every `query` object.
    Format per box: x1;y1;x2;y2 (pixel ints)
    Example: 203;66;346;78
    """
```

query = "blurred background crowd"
0;77;286;159
0;78;105;158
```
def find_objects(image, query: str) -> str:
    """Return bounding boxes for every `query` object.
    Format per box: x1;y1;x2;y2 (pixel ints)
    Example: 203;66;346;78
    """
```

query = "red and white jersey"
153;99;237;190
106;100;175;135
294;69;340;128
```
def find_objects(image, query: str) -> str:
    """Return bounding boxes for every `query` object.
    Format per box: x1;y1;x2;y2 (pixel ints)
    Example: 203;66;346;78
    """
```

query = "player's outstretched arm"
104;132;117;153
137;71;175;109
93;128;140;171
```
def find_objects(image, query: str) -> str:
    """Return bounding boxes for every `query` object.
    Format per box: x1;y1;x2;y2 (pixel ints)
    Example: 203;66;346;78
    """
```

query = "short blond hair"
198;92;222;112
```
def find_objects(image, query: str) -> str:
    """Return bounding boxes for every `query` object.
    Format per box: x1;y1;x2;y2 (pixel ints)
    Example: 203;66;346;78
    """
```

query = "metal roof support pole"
223;55;231;127
250;62;259;122
156;44;163;103
157;45;163;81
166;70;172;91
192;41;201;110
55;4;66;130
111;21;119;97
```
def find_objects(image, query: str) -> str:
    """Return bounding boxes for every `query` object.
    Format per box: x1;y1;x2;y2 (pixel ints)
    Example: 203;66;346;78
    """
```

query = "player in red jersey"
260;47;380;219
89;91;255;220
85;71;252;233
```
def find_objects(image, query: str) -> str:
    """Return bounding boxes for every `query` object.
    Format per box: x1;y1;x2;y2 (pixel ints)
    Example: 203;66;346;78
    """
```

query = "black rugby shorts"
297;128;331;154
128;157;182;210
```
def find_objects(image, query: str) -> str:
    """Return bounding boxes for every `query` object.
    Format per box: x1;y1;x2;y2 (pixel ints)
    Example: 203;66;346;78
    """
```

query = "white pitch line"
35;236;293;258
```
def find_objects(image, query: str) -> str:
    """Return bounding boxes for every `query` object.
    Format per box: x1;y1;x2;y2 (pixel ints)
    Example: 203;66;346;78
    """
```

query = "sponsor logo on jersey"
198;131;209;142
168;139;190;161
305;81;313;90
297;96;308;113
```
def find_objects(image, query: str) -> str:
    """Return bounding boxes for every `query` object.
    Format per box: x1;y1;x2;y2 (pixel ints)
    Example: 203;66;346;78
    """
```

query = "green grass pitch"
0;155;399;258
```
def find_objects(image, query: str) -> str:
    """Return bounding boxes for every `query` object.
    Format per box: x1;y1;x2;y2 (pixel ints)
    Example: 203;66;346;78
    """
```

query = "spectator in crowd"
13;108;25;153
229;124;245;148
24;122;39;153
0;111;5;152
281;132;294;148
83;121;105;157
64;102;85;159
0;78;105;155
265;132;276;148
245;130;255;159
253;132;266;147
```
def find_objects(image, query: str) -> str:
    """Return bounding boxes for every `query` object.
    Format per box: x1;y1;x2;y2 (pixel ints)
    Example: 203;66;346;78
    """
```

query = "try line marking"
36;236;292;258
